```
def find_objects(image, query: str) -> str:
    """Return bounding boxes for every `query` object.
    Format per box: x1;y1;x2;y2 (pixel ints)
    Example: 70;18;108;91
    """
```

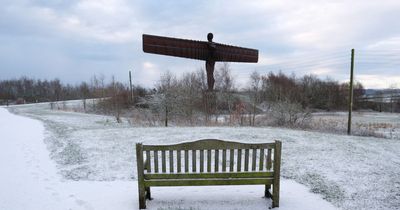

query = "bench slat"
162;150;166;173
200;150;204;172
185;150;189;172
146;150;151;173
169;150;174;173
259;149;264;171
144;178;274;187
244;149;249;171
144;171;274;179
229;149;234;172
177;150;181;173
192;150;196;172
215;149;219;172
252;149;257;171
267;148;272;171
207;149;211;172
222;149;227;172
143;139;274;151
237;149;242;172
154;150;159;173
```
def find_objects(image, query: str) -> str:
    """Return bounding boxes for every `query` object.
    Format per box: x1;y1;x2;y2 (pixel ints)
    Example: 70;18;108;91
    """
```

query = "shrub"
269;100;312;128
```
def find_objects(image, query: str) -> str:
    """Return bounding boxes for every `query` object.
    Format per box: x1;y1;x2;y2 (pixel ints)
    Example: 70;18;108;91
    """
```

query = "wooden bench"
136;139;282;209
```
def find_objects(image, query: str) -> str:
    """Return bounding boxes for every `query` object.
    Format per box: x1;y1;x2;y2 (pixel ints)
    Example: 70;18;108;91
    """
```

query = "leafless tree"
153;71;178;127
79;82;90;112
179;72;202;125
389;83;398;113
214;63;236;123
249;70;261;126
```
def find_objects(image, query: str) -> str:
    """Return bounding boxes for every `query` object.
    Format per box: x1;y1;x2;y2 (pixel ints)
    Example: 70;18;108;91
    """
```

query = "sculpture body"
142;33;258;91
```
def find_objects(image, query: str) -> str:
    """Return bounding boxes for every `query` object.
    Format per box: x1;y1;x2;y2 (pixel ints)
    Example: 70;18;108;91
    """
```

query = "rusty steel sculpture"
142;33;258;91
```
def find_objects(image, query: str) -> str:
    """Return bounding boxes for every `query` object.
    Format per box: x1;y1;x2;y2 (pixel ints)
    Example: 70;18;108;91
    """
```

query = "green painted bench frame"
136;139;281;209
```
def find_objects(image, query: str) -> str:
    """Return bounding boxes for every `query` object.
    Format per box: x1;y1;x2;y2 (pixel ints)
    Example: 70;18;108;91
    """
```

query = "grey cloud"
1;0;400;88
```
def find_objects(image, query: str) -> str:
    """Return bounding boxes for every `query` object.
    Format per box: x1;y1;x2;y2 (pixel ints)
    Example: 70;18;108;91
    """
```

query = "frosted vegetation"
2;68;399;140
7;101;400;210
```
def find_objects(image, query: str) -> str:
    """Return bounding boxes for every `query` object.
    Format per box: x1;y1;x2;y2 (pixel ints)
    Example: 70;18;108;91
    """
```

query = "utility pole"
129;70;134;103
347;49;355;135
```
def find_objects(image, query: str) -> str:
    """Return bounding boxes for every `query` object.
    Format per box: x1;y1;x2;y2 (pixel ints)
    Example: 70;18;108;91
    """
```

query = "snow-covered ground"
0;106;338;210
312;111;400;139
3;102;400;209
0;107;137;210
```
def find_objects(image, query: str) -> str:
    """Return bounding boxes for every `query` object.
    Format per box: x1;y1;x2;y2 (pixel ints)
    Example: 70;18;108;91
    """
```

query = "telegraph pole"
129;70;134;103
347;49;355;135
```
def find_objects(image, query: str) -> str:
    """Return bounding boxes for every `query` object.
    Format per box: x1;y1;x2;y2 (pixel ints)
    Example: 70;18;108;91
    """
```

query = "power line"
228;49;399;82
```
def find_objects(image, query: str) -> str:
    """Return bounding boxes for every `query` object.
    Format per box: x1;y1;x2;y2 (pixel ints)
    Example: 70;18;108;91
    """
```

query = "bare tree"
179;72;202;125
195;68;212;123
389;83;398;113
154;71;178;127
90;75;100;109
249;70;261;126
100;76;129;123
214;63;235;123
50;79;62;102
79;82;90;112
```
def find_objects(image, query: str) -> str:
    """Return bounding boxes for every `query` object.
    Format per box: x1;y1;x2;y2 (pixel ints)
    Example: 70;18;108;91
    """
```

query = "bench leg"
145;187;152;200
272;183;280;208
138;185;146;209
264;184;272;198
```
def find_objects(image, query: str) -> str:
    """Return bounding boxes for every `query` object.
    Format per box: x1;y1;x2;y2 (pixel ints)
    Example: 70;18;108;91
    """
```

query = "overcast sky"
1;0;400;89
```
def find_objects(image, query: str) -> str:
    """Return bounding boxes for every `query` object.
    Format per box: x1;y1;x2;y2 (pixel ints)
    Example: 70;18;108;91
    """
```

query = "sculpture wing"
143;34;259;63
215;43;258;63
143;34;208;61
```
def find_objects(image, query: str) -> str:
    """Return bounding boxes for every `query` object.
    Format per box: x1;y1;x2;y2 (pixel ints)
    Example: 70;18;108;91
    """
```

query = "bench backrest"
137;139;281;174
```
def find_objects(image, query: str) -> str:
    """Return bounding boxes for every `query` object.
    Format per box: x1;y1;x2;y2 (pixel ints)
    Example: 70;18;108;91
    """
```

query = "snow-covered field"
2;102;400;209
312;111;400;139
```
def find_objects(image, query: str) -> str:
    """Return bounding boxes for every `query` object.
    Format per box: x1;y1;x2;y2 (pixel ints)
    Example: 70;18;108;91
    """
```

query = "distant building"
16;98;26;104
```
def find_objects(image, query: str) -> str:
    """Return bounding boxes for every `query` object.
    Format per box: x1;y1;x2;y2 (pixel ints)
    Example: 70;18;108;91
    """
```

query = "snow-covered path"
0;106;75;209
0;107;339;210
0;107;135;210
